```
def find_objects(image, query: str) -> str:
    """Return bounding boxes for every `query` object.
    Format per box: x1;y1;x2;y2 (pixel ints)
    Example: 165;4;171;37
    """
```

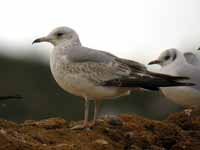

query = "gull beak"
32;37;49;44
148;60;161;65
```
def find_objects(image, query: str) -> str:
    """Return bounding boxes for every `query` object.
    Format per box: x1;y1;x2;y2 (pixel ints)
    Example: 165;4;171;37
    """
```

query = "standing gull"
149;48;200;109
33;27;193;129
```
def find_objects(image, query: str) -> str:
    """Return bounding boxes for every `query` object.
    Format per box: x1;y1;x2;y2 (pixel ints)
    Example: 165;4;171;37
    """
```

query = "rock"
108;116;123;126
23;117;66;129
0;108;199;150
94;139;109;145
0;119;17;128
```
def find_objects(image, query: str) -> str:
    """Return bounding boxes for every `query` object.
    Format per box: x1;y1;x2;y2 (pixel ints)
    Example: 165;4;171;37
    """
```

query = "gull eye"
164;55;170;60
56;32;64;37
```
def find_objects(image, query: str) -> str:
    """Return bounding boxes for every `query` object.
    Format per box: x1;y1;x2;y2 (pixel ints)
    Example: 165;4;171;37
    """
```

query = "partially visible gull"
149;48;199;110
33;27;193;129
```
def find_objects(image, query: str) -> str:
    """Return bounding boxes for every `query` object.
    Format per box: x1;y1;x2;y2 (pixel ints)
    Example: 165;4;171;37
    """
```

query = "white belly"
161;87;200;106
53;73;130;100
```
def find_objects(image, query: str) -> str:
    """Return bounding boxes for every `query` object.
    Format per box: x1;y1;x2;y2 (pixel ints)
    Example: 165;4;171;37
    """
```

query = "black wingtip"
0;95;23;100
171;76;190;80
149;72;190;81
180;82;195;86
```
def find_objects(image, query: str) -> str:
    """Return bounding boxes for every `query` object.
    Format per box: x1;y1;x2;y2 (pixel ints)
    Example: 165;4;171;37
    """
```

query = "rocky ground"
0;109;199;150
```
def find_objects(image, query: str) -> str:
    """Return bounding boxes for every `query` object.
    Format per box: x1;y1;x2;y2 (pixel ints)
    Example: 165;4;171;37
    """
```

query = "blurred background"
0;0;199;122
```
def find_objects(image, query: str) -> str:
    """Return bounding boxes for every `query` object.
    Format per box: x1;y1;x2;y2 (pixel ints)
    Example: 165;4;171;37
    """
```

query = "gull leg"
71;99;90;130
91;100;100;127
83;99;90;128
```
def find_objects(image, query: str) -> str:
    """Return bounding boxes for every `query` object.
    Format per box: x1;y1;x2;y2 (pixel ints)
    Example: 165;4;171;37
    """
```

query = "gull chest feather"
50;52;88;97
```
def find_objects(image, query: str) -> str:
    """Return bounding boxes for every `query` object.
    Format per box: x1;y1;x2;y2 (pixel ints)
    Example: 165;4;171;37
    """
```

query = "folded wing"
64;46;194;91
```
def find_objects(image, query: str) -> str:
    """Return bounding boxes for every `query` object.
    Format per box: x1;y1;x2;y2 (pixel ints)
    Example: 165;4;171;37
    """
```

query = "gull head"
148;48;178;67
32;26;80;46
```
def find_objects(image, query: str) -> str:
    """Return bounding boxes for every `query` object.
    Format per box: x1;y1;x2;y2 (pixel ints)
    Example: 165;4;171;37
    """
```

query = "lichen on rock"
0;108;199;150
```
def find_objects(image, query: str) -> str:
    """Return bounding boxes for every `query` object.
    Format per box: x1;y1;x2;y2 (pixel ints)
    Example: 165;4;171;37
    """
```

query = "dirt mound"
0;109;199;150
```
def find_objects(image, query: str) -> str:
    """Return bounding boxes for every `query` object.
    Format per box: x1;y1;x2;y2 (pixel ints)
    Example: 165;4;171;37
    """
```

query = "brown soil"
0;109;199;150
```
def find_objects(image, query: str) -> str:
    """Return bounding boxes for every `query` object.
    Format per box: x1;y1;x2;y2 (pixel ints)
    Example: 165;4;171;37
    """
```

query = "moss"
0;109;199;150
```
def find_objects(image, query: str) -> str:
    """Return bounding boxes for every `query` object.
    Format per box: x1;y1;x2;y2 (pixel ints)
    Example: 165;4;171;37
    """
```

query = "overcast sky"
0;0;200;63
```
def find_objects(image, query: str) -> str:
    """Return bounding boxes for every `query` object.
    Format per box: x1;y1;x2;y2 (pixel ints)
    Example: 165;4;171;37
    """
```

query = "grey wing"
65;48;153;87
66;46;149;83
66;46;146;72
65;46;191;90
74;60;154;89
66;46;117;63
64;46;147;83
64;61;131;85
72;58;188;91
184;52;200;66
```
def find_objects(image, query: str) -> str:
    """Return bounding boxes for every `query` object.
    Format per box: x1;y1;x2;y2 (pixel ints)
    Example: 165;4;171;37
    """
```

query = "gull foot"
89;122;97;128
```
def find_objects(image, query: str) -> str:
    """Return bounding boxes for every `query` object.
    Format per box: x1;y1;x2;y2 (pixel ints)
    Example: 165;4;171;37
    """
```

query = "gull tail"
148;72;190;81
101;71;195;91
143;71;195;90
139;76;194;91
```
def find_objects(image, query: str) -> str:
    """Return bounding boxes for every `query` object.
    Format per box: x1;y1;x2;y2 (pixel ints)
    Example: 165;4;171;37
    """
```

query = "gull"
32;27;193;129
149;48;200;111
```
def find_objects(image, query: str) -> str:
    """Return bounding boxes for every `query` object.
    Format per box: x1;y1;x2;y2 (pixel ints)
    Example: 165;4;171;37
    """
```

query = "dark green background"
0;47;182;122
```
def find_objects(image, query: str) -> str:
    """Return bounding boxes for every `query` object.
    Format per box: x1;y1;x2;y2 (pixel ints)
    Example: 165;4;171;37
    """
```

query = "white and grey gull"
33;27;194;129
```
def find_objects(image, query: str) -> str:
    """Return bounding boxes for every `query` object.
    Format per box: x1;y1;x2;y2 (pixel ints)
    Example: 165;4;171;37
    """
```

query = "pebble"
94;139;109;145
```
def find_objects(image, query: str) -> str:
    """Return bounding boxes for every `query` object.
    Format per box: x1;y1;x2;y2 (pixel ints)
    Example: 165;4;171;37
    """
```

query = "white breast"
51;71;130;100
